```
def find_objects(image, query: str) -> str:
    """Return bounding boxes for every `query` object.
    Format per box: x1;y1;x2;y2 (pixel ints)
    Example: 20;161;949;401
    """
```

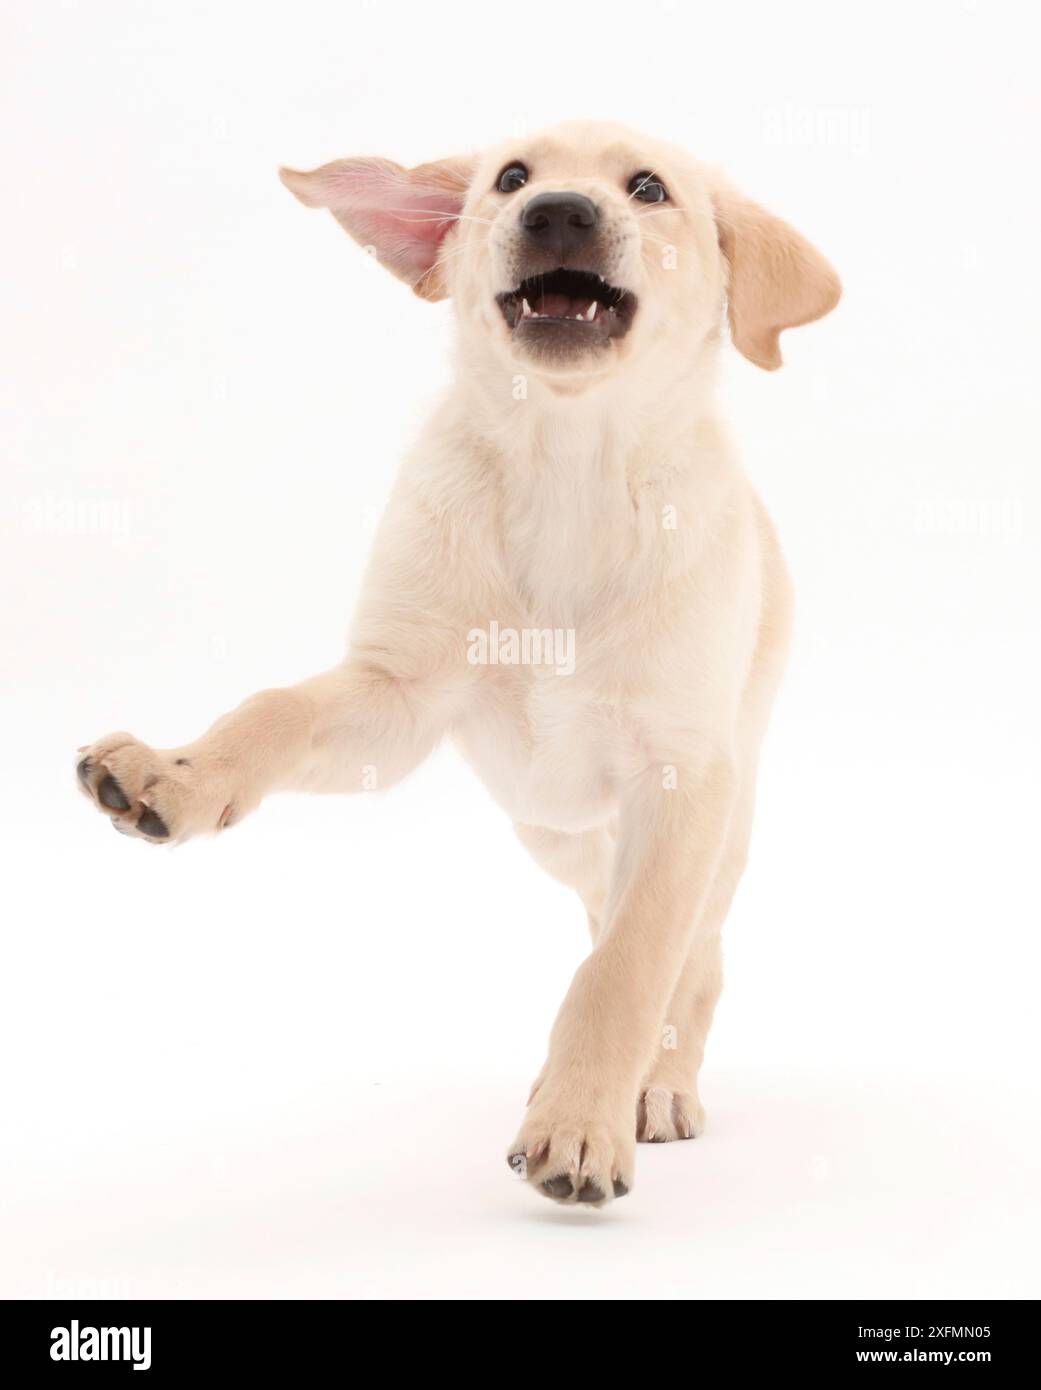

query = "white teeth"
515;301;603;323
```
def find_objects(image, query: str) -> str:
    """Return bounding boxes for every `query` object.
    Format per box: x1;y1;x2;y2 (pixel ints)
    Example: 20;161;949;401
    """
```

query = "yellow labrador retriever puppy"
76;121;839;1207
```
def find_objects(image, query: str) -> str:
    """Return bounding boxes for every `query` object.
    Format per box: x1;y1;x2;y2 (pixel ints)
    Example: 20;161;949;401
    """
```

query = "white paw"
508;1092;635;1206
76;734;231;843
637;1085;704;1142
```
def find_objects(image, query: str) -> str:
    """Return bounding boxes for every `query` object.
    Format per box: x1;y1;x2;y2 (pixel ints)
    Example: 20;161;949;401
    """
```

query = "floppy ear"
279;154;475;302
713;184;841;370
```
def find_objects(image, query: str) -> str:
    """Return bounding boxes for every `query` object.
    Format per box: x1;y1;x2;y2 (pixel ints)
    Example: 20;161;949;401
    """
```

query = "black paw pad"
541;1175;573;1199
612;1179;629;1198
576;1181;605;1204
136;808;169;839
97;774;130;811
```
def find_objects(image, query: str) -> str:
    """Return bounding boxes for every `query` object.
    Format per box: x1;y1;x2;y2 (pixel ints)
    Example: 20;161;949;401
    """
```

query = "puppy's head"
281;121;840;385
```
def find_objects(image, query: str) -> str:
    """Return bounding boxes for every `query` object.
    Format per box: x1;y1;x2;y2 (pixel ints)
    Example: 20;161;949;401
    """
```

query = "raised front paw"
76;733;230;844
507;1089;635;1208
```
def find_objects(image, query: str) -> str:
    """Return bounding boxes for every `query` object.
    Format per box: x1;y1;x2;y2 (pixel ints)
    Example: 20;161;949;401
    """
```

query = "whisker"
429;234;489;274
384;207;494;226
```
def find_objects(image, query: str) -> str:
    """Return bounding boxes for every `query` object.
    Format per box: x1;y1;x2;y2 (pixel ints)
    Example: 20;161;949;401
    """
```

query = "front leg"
76;662;463;843
509;753;737;1205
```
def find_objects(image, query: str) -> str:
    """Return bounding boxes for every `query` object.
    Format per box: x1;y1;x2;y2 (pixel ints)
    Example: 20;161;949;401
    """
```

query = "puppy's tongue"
535;292;573;317
534;294;597;318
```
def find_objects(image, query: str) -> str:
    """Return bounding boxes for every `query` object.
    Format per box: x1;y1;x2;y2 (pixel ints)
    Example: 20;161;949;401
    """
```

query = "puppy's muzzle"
496;191;637;357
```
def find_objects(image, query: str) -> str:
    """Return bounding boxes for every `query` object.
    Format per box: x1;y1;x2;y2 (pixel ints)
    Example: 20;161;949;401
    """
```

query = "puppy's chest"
500;460;647;620
459;457;671;828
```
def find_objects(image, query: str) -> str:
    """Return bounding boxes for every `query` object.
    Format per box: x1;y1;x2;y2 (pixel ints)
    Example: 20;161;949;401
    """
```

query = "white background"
2;0;1039;1300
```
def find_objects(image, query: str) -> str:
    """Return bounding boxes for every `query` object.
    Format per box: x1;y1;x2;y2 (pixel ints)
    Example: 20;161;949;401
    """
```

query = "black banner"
0;1300;1032;1378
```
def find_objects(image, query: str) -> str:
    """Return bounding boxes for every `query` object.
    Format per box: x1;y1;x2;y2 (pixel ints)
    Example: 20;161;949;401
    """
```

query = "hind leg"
636;783;753;1141
641;534;791;1143
637;931;724;1142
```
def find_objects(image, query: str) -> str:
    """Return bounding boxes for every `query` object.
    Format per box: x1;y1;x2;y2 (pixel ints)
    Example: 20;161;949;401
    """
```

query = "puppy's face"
450;123;722;379
282;120;840;387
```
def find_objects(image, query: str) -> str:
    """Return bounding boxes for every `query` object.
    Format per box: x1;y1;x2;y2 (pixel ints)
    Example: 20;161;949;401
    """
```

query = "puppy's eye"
628;171;668;204
496;162;529;194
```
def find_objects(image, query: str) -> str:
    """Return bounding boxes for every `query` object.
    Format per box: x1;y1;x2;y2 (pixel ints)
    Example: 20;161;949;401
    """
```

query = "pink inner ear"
322;161;464;284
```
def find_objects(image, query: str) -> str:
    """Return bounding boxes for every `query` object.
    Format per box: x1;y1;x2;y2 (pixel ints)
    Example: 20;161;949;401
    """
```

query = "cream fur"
76;121;840;1208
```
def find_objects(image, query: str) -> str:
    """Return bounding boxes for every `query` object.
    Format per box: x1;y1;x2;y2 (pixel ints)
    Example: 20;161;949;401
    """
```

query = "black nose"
521;192;599;261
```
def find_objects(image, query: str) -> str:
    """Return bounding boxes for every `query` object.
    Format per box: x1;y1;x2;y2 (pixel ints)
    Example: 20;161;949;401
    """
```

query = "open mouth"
496;268;637;348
